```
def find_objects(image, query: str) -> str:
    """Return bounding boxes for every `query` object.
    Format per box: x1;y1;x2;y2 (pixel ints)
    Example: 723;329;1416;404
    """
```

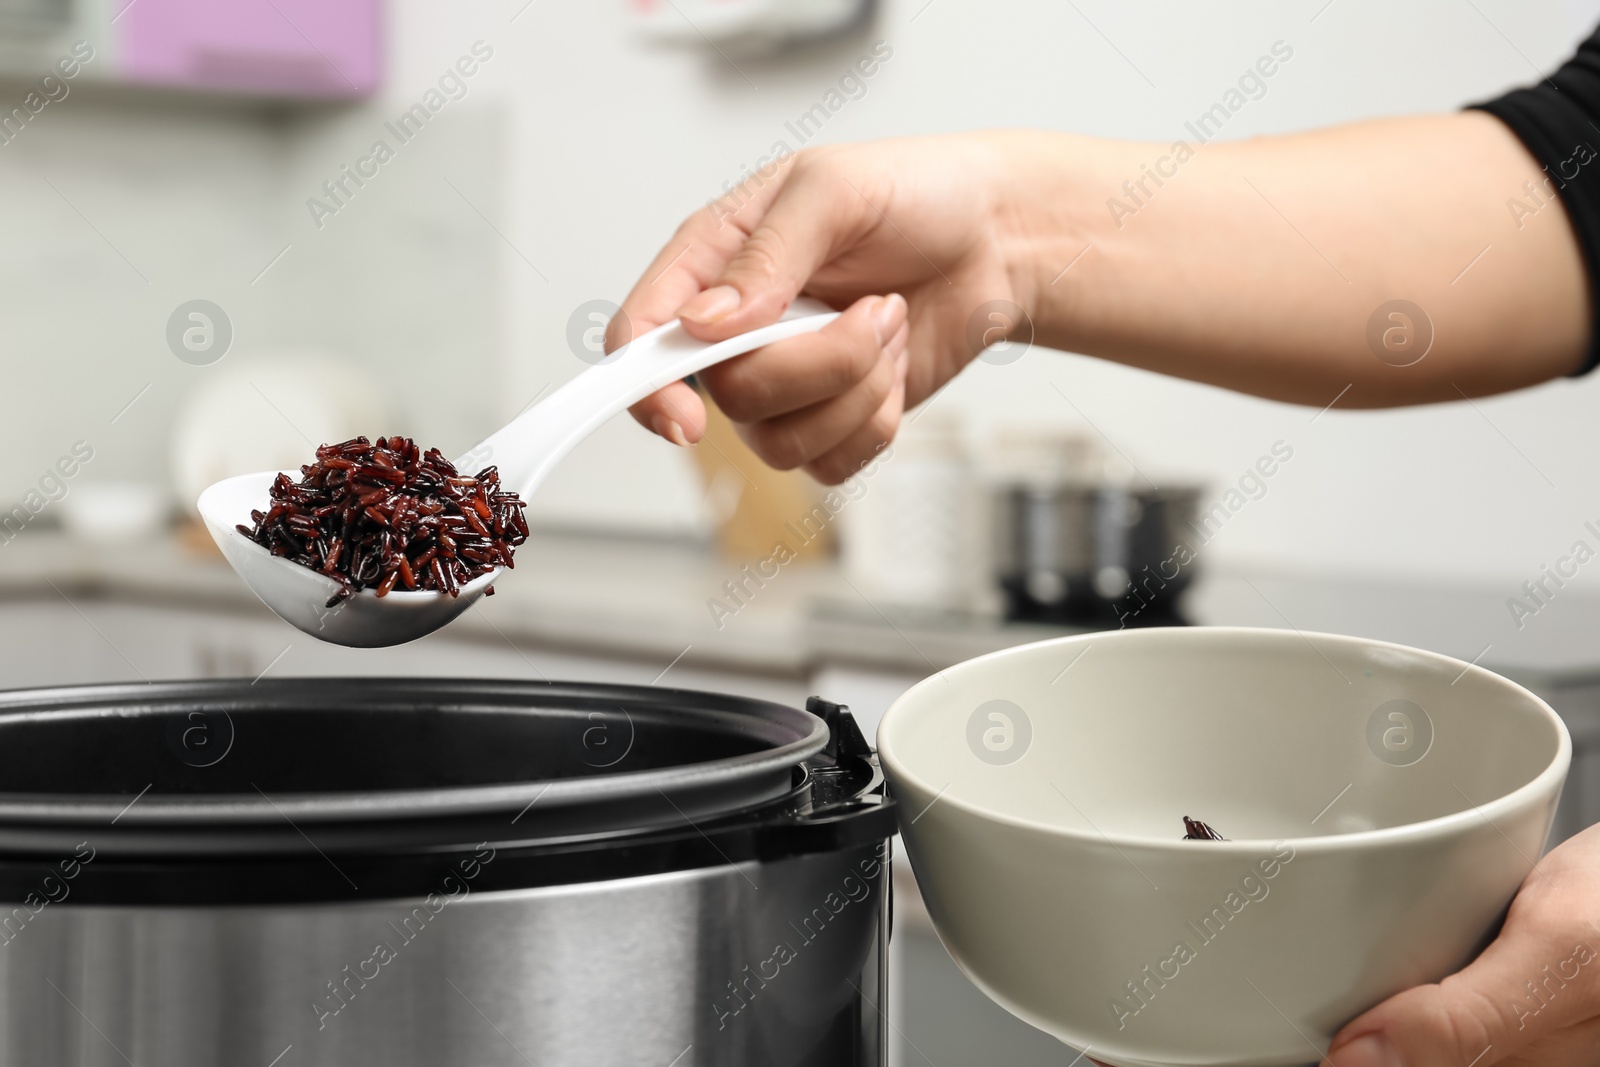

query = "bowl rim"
877;625;1572;853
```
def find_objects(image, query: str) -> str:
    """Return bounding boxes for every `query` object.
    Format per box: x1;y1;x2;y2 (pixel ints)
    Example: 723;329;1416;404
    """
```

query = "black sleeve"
1471;27;1600;375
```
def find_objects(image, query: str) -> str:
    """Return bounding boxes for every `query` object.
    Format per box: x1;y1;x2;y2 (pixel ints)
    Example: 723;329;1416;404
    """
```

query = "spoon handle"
463;298;841;497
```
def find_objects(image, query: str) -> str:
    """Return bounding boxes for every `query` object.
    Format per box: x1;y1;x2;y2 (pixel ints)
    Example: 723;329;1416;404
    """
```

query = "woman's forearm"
1001;114;1590;406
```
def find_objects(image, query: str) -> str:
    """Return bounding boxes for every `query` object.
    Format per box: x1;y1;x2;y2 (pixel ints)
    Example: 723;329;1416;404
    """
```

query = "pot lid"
0;679;829;855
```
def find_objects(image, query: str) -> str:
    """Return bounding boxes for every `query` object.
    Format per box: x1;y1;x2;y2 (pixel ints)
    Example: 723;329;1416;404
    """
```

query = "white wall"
0;9;508;512
492;0;1600;587
0;93;283;489
4;0;1600;589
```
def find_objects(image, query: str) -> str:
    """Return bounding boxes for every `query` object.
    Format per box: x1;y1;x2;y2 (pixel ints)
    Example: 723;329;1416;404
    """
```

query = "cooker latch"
806;696;873;761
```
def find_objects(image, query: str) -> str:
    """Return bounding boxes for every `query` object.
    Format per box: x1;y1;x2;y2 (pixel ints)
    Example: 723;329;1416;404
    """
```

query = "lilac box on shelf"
117;0;382;99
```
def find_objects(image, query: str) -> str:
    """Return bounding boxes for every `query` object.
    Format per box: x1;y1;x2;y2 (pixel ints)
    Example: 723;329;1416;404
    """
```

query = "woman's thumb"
675;170;848;340
1329;934;1599;1067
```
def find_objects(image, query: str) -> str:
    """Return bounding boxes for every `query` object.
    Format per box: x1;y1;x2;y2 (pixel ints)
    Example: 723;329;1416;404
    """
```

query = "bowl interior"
880;627;1566;844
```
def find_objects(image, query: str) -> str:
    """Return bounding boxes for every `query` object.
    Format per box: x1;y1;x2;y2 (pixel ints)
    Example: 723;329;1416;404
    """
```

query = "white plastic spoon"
198;298;841;647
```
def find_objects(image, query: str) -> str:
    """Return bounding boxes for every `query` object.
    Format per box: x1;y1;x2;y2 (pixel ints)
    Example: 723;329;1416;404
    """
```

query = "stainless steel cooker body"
0;680;897;1067
0;846;888;1067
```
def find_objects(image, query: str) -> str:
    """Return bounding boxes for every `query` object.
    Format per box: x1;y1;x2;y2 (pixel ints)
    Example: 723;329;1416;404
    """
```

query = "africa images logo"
966;700;1032;765
1106;41;1294;229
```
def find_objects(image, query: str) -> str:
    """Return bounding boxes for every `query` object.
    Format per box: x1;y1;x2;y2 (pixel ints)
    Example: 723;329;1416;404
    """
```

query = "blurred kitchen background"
5;0;1600;1062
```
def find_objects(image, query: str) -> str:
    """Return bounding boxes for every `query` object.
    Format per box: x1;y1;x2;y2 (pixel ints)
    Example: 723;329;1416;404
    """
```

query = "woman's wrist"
983;130;1123;351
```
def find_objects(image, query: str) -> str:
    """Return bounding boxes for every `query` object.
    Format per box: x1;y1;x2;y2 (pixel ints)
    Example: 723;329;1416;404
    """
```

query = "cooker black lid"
0;678;829;856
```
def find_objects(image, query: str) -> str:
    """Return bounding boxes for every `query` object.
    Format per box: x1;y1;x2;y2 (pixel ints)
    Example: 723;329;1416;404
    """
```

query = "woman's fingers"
627;292;902;450
708;297;900;472
802;325;908;485
631;380;705;446
734;317;904;471
699;293;906;422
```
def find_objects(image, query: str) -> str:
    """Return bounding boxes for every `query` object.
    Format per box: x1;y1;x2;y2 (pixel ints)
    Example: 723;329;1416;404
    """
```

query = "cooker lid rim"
0;678;830;827
0;759;807;824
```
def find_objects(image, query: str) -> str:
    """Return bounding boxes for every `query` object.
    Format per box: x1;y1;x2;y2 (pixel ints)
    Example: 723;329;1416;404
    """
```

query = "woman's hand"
1329;822;1600;1067
613;134;1031;484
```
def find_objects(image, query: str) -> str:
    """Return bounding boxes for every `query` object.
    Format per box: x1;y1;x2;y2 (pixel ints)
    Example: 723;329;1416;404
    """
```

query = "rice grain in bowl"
877;627;1570;1067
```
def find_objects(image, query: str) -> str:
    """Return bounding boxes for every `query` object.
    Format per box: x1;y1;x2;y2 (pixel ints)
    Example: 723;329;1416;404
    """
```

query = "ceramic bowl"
878;627;1570;1067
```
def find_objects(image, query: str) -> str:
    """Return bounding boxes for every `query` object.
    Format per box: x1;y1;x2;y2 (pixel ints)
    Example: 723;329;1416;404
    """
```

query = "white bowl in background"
58;482;169;544
168;352;394;518
878;627;1570;1067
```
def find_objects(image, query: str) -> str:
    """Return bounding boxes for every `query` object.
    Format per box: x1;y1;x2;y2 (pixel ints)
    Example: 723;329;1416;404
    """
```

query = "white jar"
840;414;980;611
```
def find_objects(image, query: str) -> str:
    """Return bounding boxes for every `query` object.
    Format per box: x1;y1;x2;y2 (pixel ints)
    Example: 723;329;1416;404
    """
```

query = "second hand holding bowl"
196;298;841;647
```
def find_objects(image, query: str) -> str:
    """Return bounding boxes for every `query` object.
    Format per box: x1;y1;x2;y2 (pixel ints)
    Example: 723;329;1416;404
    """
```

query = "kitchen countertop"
0;526;829;675
3;526;1599;687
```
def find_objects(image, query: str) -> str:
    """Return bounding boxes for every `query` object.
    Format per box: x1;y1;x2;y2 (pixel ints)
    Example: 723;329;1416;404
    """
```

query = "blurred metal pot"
991;483;1202;626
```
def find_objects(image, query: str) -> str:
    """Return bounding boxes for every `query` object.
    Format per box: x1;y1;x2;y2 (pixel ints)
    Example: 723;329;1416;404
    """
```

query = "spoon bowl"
197;471;500;647
198;298;840;646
